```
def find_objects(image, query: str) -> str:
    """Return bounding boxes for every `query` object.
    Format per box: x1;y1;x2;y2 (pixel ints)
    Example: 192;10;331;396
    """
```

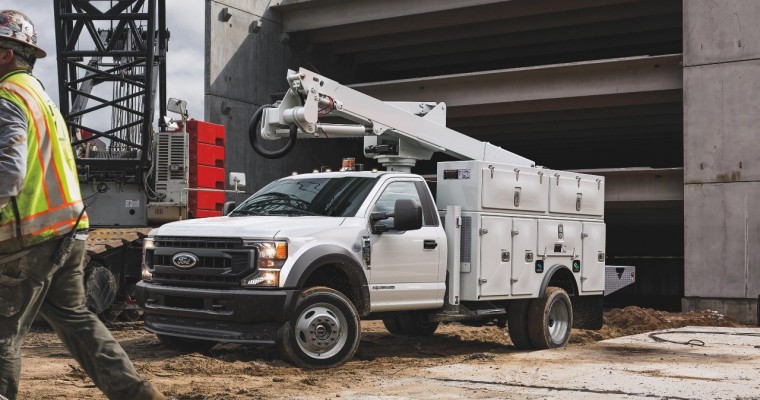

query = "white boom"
257;68;534;172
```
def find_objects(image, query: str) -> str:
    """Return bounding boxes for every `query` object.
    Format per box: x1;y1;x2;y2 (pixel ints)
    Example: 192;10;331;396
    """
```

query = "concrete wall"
205;0;358;198
683;0;760;323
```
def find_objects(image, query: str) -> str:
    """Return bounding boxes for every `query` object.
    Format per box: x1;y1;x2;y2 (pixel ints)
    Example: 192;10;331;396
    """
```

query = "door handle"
424;240;438;249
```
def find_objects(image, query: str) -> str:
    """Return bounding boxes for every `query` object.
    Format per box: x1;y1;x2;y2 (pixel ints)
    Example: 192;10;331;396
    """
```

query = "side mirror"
392;199;422;231
222;201;237;216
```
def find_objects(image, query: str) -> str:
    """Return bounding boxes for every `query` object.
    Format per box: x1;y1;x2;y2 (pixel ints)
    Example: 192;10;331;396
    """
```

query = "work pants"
0;237;153;400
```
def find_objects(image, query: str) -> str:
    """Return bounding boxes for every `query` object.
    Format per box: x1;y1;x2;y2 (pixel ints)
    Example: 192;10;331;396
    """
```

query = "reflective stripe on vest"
0;71;88;254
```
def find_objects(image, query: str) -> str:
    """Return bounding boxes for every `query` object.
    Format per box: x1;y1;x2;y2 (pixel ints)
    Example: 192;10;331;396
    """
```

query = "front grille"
155;273;242;286
150;242;254;287
154;254;233;269
154;236;242;249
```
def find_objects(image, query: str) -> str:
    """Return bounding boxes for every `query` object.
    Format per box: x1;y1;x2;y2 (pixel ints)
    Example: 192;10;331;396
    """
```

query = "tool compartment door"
549;173;604;216
479;216;512;297
538;220;582;260
511;218;538;296
581;222;606;292
481;167;548;213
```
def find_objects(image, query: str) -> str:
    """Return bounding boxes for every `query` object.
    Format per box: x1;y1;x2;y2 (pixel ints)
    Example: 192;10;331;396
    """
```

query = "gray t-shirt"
0;97;28;210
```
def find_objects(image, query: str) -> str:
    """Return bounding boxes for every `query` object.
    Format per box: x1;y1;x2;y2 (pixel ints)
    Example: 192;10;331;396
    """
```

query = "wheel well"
546;267;578;296
301;264;369;316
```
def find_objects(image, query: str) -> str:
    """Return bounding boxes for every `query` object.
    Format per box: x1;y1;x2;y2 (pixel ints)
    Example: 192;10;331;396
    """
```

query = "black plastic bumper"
136;281;298;343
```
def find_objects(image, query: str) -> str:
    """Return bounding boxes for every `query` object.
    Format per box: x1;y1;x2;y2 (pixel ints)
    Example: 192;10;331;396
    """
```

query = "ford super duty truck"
136;68;634;368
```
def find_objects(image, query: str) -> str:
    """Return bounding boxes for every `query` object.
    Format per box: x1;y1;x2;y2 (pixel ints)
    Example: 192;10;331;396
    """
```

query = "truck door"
368;180;443;311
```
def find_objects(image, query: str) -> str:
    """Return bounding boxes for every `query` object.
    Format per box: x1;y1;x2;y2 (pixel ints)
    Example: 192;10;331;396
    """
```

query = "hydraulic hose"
248;104;298;159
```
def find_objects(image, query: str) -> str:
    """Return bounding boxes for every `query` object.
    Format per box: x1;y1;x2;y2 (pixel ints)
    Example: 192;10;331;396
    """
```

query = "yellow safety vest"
0;70;88;255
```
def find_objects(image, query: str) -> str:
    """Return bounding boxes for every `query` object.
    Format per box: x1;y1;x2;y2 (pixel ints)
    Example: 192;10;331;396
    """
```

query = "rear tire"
527;287;572;349
83;262;117;315
98;307;121;323
382;317;404;335
507;299;533;350
120;309;143;322
157;334;216;353
397;313;439;336
278;287;361;369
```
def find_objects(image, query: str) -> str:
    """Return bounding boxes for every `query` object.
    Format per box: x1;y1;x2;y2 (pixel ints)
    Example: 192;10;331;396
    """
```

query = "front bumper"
136;281;298;343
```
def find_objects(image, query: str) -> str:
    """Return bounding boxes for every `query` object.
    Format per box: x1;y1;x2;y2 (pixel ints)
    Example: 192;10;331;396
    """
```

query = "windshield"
229;176;379;217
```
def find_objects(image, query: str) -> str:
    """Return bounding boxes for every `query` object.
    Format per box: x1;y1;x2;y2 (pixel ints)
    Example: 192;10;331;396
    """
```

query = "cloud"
2;0;205;123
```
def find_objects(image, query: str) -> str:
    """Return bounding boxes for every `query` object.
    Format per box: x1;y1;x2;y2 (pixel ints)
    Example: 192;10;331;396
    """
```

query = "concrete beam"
275;0;645;38
325;1;680;53
275;0;508;31
581;167;683;204
351;55;682;114
351;14;680;65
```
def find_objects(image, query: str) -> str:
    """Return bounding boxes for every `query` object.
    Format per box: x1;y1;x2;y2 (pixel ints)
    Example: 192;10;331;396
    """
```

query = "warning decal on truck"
443;169;471;180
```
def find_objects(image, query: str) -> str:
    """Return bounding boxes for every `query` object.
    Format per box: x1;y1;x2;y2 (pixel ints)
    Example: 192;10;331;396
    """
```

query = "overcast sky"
4;0;205;121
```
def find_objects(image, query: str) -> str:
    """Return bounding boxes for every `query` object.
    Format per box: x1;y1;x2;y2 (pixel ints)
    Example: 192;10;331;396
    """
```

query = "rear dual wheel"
509;287;573;350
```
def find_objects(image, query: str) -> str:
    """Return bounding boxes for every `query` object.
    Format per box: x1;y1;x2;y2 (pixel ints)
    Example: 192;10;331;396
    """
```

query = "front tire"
278;287;360;369
527;287;573;349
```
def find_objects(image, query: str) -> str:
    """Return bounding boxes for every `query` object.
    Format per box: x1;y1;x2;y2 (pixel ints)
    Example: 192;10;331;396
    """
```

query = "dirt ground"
17;307;748;399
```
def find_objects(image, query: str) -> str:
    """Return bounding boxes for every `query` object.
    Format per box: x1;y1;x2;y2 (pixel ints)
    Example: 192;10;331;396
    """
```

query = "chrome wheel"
527;286;573;349
294;303;348;359
547;297;570;343
279;287;361;368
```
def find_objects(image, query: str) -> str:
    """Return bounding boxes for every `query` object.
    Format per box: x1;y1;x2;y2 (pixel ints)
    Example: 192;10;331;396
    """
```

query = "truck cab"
137;170;447;367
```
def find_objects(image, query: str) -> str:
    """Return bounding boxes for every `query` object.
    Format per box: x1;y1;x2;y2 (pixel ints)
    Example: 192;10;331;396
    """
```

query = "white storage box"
436;161;604;218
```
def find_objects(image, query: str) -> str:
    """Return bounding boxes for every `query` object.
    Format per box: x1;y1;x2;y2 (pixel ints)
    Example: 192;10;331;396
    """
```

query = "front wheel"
278;287;361;369
527;287;573;349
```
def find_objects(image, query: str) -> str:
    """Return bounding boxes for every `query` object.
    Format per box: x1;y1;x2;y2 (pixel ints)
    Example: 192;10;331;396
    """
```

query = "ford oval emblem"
172;252;198;269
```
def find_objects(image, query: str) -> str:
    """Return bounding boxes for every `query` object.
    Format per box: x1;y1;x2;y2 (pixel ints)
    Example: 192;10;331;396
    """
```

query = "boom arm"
257;68;534;172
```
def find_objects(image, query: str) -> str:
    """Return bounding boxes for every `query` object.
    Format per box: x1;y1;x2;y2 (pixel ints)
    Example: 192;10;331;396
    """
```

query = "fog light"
242;270;279;287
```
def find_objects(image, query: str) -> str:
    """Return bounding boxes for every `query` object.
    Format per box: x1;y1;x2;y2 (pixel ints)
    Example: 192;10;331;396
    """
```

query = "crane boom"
258;68;534;172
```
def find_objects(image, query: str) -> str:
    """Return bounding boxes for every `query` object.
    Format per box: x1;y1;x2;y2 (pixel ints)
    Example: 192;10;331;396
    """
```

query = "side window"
372;181;429;227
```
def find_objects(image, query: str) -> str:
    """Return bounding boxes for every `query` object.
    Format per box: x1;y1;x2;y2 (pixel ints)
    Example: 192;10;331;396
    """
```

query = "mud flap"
572;295;603;330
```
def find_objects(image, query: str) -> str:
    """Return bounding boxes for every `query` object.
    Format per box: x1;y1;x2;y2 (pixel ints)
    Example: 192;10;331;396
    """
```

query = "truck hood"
152;216;346;239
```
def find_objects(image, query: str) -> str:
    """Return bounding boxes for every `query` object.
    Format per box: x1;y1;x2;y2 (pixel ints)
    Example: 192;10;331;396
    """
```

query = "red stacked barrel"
186;120;226;218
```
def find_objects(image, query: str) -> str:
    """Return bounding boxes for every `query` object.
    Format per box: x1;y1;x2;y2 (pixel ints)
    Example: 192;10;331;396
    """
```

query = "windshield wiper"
229;210;262;216
269;210;323;217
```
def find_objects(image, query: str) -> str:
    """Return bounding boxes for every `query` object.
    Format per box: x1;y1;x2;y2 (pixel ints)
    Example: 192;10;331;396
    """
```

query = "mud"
17;307;747;399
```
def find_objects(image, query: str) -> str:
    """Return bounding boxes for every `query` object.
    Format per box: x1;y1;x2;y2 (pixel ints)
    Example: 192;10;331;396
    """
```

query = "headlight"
141;237;156;281
242;270;280;287
242;240;287;287
244;240;288;269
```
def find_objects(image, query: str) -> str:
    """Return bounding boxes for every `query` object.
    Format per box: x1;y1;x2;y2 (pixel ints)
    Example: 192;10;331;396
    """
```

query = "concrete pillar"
683;0;760;324
205;1;358;196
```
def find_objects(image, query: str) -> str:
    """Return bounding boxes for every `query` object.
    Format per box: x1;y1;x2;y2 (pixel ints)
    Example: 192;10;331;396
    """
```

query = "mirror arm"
370;212;393;234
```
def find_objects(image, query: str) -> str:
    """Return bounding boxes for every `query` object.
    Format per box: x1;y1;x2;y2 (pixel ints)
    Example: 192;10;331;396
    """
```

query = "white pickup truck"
136;68;633;368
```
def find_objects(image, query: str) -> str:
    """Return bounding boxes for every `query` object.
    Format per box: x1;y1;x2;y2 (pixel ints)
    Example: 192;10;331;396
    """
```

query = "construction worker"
0;10;164;400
